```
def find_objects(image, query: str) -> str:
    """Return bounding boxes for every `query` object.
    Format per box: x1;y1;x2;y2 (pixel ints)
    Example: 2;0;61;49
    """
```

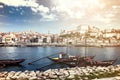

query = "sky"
0;0;120;33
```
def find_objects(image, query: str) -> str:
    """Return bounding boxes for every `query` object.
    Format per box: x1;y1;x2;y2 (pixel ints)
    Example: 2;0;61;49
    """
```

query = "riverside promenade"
1;43;120;47
0;65;120;80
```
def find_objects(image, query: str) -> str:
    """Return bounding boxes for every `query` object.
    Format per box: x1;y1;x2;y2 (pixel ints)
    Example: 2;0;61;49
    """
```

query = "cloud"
30;2;58;21
31;5;57;21
51;0;106;19
0;0;38;7
40;13;57;21
31;5;49;15
51;0;120;28
31;7;38;13
0;5;3;8
0;0;57;21
93;14;111;24
37;5;49;13
23;19;34;23
0;0;119;24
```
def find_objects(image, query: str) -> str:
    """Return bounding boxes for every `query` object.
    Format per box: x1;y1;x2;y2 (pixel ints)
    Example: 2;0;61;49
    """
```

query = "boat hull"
0;59;25;66
47;56;94;62
65;59;116;67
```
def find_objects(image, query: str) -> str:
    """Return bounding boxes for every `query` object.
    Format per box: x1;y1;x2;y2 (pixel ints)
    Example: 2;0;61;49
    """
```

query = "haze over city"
0;0;120;33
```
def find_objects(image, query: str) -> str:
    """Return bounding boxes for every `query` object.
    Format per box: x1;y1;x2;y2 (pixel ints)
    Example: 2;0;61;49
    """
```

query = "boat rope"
37;61;61;70
28;52;62;65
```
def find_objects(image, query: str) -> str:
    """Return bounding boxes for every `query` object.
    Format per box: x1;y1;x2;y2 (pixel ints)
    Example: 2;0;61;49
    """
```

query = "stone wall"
0;65;120;80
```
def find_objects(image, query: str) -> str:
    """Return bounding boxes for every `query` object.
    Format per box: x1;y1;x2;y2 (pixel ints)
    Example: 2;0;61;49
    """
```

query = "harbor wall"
0;65;120;80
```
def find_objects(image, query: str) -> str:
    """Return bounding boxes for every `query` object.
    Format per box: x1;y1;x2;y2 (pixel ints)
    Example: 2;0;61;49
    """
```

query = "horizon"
0;25;120;34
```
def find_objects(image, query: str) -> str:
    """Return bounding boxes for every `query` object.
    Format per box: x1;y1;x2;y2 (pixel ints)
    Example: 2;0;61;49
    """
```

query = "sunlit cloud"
52;0;106;19
93;14;112;24
40;13;57;21
31;5;49;13
0;0;38;7
51;0;120;29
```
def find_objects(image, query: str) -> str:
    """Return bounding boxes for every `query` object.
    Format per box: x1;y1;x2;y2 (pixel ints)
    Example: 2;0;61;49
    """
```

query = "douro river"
0;47;120;71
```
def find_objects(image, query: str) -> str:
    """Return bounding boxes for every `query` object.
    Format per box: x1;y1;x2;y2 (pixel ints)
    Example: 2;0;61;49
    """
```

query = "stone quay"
0;65;120;80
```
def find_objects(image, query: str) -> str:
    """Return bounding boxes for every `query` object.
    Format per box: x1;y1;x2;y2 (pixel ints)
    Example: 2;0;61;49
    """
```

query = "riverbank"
0;43;120;47
0;65;120;80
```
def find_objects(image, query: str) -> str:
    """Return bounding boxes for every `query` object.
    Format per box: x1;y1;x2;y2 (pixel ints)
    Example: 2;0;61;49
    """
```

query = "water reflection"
0;47;120;71
0;47;18;59
104;48;115;60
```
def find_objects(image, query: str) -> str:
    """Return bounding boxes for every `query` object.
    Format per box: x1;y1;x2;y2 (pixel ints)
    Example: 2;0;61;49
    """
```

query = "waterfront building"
38;38;43;43
116;33;120;39
46;36;51;43
2;33;16;44
0;26;120;46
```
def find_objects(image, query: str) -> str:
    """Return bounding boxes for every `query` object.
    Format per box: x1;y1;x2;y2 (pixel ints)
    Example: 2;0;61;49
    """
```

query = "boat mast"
85;32;87;58
66;37;68;54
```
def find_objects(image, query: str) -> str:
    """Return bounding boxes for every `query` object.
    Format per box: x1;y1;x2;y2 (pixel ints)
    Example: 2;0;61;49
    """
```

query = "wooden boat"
93;59;117;67
65;58;117;67
63;33;117;67
47;56;78;62
47;53;95;64
0;59;25;67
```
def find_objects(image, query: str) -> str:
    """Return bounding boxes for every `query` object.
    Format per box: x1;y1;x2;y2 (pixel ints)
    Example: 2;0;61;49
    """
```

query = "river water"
0;47;120;71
